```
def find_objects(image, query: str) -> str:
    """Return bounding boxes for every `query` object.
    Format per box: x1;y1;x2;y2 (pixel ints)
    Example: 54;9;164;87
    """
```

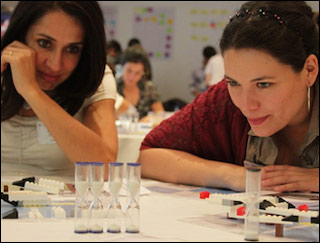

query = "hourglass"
106;162;124;233
74;162;90;233
125;163;141;233
89;162;105;233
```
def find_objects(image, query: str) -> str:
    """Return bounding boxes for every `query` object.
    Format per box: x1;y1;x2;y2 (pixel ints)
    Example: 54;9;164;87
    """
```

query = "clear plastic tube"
74;162;90;234
125;163;141;233
244;167;261;241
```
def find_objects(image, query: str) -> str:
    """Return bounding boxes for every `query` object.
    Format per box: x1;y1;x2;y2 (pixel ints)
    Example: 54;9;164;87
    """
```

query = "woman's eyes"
66;45;80;54
256;82;271;88
227;80;271;88
37;39;80;54
226;80;240;87
38;39;51;48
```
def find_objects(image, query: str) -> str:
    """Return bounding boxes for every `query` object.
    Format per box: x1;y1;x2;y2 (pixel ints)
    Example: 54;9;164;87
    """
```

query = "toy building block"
29;208;44;219
39;178;64;191
8;190;48;201
237;206;245;216
12;177;35;187
2;208;18;219
266;206;319;217
52;207;66;219
8;190;51;206
200;191;210;199
298;204;309;212
275;224;283;237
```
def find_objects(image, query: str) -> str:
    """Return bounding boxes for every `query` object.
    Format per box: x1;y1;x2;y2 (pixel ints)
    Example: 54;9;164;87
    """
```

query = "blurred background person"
107;39;122;67
190;46;216;98
117;49;164;121
126;37;152;81
204;47;225;87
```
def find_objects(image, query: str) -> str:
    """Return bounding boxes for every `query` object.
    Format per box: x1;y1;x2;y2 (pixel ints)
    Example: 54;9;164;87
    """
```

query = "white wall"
99;1;319;103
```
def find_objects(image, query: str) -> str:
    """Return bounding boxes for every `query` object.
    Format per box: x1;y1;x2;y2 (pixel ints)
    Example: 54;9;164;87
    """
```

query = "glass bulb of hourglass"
125;163;141;233
74;162;90;234
107;162;124;233
89;162;105;233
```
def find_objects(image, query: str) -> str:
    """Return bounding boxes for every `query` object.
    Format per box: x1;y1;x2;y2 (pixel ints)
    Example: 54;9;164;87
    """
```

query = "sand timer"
89;162;105;233
106;162;124;233
125;163;141;233
244;161;262;241
74;162;90;233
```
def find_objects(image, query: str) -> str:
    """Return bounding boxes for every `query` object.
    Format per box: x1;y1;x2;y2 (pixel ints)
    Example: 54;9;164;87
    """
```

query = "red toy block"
200;191;210;199
237;206;245;216
298;204;309;212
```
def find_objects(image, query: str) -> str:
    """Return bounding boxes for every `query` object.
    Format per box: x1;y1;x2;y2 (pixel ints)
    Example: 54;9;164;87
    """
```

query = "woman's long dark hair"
220;1;319;73
1;1;107;121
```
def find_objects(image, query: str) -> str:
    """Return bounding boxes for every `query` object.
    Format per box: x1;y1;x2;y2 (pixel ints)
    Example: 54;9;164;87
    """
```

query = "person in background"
204;47;225;88
138;1;319;192
127;37;141;48
190;46;216;97
117;49;164;121
126;37;152;81
1;1;117;178
107;39;122;67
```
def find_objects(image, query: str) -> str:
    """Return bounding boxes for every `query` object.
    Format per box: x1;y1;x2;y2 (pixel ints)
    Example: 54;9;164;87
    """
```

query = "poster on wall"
188;7;231;47
101;5;118;40
133;6;175;60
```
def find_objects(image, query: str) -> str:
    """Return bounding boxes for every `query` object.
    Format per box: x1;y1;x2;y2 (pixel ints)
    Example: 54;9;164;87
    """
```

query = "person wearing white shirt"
204;53;225;87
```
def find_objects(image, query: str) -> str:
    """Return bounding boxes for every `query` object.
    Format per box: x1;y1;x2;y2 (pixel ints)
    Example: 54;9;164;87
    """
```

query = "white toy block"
266;206;319;218
28;211;36;219
21;200;51;206
260;214;284;223
31;208;44;219
24;181;59;194
39;178;64;191
274;202;288;209
8;190;48;201
52;207;66;219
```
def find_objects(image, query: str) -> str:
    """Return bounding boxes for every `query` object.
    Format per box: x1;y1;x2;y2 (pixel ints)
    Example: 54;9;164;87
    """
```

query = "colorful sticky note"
144;17;150;22
135;16;141;22
156;52;162;57
210;22;216;28
211;9;219;15
167;27;172;33
148;7;153;13
201;36;209;41
152;16;157;22
167;18;173;25
190;9;198;14
201;10;208;15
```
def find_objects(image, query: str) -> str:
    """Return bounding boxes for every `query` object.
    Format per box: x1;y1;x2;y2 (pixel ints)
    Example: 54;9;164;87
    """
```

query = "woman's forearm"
138;148;246;191
24;89;117;163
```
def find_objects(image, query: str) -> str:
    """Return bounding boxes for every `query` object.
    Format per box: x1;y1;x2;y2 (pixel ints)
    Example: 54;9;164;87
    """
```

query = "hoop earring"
307;86;311;112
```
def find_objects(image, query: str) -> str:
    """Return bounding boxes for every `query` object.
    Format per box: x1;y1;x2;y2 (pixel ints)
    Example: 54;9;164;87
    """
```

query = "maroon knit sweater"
140;79;251;166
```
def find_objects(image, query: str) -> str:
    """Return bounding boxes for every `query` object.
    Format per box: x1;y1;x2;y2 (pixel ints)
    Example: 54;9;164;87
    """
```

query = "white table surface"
1;178;318;242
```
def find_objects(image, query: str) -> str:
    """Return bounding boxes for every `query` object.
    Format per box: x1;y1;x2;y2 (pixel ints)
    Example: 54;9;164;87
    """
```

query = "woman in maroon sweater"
138;1;319;192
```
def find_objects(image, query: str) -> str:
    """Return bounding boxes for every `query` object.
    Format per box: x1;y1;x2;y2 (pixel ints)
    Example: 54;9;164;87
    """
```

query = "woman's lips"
40;72;60;83
247;115;269;126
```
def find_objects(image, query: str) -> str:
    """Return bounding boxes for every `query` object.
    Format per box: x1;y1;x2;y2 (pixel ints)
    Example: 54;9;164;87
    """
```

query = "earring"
307;86;311;112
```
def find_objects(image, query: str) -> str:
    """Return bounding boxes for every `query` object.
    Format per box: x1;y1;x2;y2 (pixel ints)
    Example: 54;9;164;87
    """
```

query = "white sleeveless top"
1;65;116;177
